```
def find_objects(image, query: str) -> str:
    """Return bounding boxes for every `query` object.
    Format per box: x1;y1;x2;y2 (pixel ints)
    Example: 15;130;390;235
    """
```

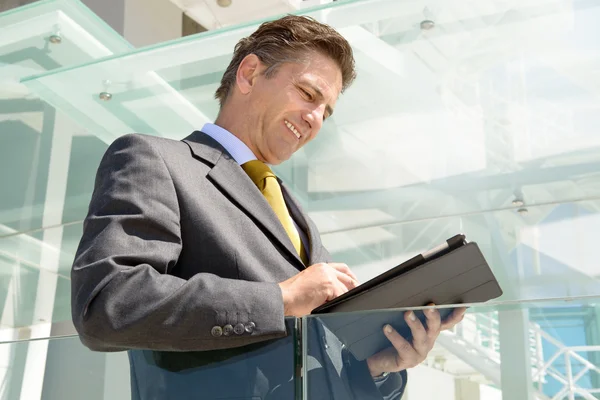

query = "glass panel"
0;106;109;236
304;297;600;399
0;335;131;400
0;0;131;80
321;200;600;302
21;0;600;226
127;318;299;400
1;0;130;236
0;223;77;342
0;320;300;400
7;3;597;398
0;323;300;400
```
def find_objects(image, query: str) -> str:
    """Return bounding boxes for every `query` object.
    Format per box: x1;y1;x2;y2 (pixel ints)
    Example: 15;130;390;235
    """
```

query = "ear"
236;54;262;95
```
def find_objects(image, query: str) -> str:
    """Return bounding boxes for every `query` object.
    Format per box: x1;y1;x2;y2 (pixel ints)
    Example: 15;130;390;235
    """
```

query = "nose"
302;104;325;131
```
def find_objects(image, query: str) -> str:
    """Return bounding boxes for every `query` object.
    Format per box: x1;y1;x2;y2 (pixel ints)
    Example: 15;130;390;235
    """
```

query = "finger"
423;304;442;338
331;281;349;299
441;307;467;331
382;324;418;369
334;269;359;290
327;263;359;282
327;263;359;284
326;276;351;300
321;263;358;289
405;311;429;357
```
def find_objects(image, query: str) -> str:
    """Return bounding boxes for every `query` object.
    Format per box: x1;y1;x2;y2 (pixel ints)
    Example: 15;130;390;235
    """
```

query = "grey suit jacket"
71;131;406;399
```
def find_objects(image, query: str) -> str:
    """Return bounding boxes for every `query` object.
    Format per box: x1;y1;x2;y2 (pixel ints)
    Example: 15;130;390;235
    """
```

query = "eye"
300;88;314;101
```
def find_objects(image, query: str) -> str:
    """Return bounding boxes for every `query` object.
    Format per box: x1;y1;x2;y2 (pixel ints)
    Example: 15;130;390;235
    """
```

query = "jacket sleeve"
345;352;408;400
376;370;408;400
71;134;287;352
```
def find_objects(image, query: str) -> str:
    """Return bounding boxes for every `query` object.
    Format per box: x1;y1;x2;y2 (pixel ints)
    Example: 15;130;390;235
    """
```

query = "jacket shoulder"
109;133;187;151
104;133;195;164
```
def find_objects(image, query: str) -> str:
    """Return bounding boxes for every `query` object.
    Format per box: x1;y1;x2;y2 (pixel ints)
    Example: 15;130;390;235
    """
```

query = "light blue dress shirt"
201;123;310;258
201;123;257;165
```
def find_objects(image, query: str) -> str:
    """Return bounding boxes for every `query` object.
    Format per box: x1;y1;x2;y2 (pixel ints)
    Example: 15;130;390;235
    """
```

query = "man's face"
241;51;343;165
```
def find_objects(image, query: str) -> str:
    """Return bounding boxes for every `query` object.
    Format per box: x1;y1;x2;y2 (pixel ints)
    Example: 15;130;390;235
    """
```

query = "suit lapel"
182;131;304;269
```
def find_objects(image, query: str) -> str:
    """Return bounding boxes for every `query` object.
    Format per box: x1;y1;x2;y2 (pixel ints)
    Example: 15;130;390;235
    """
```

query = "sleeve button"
245;321;256;333
233;323;245;335
211;326;223;337
223;324;234;336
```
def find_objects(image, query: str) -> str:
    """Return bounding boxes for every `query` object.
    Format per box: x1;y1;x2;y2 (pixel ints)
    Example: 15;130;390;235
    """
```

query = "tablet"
311;234;502;360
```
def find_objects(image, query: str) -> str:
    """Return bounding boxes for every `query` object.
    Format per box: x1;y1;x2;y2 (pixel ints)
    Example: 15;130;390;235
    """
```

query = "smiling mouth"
284;120;301;139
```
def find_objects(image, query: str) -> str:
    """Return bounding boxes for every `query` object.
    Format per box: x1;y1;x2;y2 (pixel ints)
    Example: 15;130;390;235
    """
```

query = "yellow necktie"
242;160;308;265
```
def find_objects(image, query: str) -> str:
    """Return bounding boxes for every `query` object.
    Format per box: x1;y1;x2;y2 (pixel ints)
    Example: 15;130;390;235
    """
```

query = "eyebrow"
305;83;335;119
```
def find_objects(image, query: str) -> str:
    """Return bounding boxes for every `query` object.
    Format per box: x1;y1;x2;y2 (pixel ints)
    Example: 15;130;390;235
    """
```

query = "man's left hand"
366;306;467;378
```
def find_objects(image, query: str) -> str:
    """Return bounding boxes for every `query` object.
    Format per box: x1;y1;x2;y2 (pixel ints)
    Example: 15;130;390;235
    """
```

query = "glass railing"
0;299;597;399
0;334;131;399
127;318;300;400
305;297;600;400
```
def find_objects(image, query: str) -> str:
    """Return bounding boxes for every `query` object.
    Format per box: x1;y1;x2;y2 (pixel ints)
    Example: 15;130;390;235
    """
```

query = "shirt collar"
201;123;257;165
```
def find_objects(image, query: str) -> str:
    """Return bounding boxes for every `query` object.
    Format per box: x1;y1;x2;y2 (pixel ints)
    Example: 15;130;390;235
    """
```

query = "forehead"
284;52;343;100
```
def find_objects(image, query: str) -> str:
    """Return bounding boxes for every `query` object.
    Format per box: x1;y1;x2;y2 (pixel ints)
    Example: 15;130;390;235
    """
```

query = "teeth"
285;120;300;139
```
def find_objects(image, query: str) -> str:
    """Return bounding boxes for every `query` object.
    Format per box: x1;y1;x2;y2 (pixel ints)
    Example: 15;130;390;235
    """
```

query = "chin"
278;152;296;165
266;145;296;165
267;158;285;166
266;152;292;166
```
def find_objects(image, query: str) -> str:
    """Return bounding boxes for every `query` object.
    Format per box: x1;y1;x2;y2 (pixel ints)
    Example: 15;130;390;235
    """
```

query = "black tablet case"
312;242;502;360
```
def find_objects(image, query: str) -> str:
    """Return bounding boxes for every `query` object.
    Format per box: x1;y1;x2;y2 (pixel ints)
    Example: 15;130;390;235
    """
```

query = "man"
71;15;465;399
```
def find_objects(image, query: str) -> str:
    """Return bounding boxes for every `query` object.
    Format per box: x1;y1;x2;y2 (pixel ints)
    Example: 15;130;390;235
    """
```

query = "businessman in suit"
71;15;465;399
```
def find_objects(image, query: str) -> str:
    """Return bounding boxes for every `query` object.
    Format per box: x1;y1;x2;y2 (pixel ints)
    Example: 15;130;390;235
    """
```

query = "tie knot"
241;160;276;190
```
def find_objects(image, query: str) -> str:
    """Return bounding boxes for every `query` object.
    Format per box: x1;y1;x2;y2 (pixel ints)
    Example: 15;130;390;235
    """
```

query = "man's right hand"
278;263;359;317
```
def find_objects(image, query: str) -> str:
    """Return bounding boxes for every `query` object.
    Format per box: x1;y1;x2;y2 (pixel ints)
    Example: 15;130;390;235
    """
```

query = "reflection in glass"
306;299;600;399
128;318;298;400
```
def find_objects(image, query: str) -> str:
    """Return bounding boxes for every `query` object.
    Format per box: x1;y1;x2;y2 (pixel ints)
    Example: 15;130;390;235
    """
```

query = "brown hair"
215;15;356;107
